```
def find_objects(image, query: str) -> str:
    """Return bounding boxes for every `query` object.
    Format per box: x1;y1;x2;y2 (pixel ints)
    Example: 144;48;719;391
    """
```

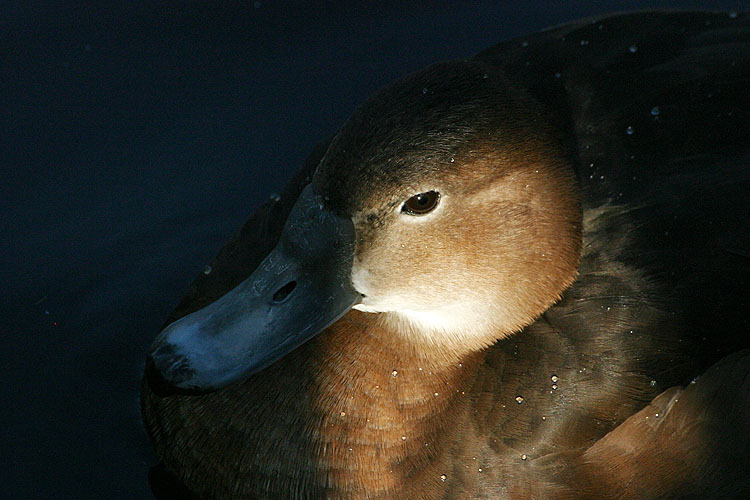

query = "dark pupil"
403;190;439;215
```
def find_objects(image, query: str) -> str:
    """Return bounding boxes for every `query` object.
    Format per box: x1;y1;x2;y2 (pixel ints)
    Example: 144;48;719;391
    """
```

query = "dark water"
1;1;745;498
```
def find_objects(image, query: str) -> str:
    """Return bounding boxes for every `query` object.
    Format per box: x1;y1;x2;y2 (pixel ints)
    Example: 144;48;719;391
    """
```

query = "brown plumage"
142;11;750;499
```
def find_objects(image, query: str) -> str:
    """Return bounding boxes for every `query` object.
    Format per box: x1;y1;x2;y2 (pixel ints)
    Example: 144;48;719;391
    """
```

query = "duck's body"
143;11;750;499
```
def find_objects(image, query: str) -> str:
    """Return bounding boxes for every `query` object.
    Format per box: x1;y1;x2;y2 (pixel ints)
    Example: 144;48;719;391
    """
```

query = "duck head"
147;61;582;393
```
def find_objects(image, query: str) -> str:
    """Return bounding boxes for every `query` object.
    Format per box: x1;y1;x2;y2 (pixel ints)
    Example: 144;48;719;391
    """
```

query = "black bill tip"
144;356;208;397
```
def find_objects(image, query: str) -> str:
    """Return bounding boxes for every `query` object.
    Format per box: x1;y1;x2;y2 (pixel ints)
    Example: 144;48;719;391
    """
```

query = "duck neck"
303;309;485;498
144;310;485;500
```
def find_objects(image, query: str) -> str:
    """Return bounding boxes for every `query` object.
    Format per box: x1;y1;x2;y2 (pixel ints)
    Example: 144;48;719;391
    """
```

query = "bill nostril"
272;281;297;302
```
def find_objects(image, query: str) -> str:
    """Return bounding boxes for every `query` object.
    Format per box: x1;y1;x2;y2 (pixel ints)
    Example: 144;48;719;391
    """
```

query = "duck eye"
402;191;440;215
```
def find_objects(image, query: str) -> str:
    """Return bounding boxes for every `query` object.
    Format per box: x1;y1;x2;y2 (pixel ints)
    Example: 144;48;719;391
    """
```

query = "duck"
142;10;750;500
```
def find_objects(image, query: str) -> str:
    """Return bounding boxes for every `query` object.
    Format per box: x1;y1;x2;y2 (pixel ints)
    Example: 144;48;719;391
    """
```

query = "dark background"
1;1;745;498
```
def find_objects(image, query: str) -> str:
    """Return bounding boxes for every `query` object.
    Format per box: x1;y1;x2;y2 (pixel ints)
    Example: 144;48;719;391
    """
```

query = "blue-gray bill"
147;185;360;393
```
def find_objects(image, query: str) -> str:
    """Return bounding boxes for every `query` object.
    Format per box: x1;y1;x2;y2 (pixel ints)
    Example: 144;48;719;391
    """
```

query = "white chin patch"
356;298;494;346
392;306;481;339
351;259;496;344
353;303;382;313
